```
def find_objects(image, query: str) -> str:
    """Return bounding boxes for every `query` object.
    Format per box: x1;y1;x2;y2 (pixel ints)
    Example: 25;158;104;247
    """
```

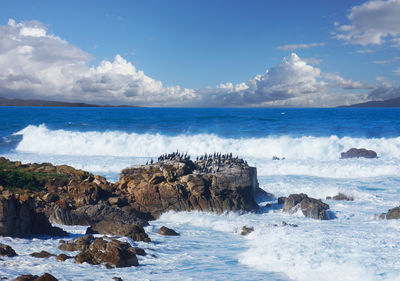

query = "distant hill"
339;97;400;108
0;97;138;107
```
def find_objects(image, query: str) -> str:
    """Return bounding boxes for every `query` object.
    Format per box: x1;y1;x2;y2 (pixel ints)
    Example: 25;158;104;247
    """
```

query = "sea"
1;107;400;281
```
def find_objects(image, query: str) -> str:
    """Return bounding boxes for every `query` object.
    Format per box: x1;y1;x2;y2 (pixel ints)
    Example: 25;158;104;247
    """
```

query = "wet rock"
282;221;298;227
0;243;17;257
86;220;151;242
30;251;55;258
113;278;123;281
157;226;180;236
254;187;274;203
13;274;57;281
380;206;400;219
340;148;377;159
56;253;72;261
241;226;254;235
117;156;260;216
277;197;286;205
59;235;94;252
326;193;354;201
34;273;58;281
282;193;330;220
74;239;139;268
128;247;146;256
0;194;67;238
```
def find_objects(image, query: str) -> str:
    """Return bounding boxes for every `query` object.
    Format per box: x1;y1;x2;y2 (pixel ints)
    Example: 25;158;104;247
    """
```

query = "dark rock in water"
59;235;94;252
326;193;354;201
14;273;58;281
34;273;58;281
380;206;400;219
157;226;180;236
0;243;17;257
128;247;146;256
86;220;150;242
117;156;260;216
0;194;67;238
56;253;72;262
254;187;274;203
277;197;286;205
74;238;139;268
282;193;330;220
272;156;280;160
113;278;123;281
30;251;55;258
281;221;298;227
340;148;377;159
241;226;254;235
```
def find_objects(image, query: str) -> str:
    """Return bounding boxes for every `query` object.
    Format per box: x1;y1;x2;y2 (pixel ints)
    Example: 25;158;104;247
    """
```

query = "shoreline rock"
281;193;330;220
340;148;377;159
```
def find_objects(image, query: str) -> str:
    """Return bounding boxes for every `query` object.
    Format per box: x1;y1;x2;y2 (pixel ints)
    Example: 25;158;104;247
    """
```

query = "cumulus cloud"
368;78;400;100
0;19;370;107
276;42;325;51
334;0;400;46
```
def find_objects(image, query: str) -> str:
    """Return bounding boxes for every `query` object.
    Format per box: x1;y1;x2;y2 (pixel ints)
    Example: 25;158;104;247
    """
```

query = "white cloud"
276;42;325;51
334;0;400;46
368;77;400;100
0;19;370;107
355;49;375;54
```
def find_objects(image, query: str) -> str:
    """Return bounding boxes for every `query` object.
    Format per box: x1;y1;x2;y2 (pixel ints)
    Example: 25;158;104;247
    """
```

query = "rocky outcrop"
281;193;330;220
326;193;354;201
380;206;400;219
117;154;259;216
157;226;179;236
0;194;67;238
86;220;151;242
14;273;58;281
30;251;55;258
340;148;377;159
59;235;140;268
0;243;17;257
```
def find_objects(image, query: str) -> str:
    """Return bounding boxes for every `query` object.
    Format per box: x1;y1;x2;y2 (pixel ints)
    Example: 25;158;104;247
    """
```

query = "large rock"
117;154;259;216
157;226;179;236
14;273;58;281
0;243;17;257
340;148;377;159
282;193;330;220
86;220;151;242
0;194;67;237
380;206;400;219
66;236;140;268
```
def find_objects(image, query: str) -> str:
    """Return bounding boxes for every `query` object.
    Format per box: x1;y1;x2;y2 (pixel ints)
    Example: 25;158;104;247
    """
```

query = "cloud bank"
0;19;371;107
334;0;400;47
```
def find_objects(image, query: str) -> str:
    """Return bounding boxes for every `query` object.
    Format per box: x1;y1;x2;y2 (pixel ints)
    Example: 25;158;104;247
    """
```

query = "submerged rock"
117;155;259;216
326;193;354;201
241;226;254;235
0;243;17;257
340;148;377;159
282;193;330;220
30;251;55;258
157;226;180;236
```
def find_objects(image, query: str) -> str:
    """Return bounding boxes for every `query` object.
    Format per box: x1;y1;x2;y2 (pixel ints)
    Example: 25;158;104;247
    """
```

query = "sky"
0;0;399;107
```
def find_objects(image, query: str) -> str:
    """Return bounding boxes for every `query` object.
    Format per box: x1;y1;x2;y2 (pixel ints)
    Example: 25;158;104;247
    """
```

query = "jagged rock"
326;193;354;201
340;148;377;159
29;251;55;258
0;194;67;238
56;253;72;261
157;226;179;236
13;273;57;281
74;238;139;268
0;243;17;257
282;193;330;220
86;220;150;242
241;226;254;235
49;203;148;227
59;235;94;252
380;206;400;219
117;156;259;216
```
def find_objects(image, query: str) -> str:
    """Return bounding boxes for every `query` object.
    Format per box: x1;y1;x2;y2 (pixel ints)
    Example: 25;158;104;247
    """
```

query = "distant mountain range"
0;97;138;107
339;97;400;108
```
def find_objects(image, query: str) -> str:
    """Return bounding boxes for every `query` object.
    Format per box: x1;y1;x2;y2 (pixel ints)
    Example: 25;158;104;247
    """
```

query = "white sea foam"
9;124;400;179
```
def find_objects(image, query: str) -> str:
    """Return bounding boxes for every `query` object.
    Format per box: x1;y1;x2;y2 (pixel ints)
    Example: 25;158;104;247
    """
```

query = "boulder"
117;156;259;216
86;220;151;242
326;193;353;201
0;243;17;257
0;194;67;238
56;253;72;261
30;251;55;258
74;238;139;268
340;148;377;159
59;235;94;252
282;193;330;220
14;273;58;281
157;226;179;236
380;206;400;219
34;273;58;281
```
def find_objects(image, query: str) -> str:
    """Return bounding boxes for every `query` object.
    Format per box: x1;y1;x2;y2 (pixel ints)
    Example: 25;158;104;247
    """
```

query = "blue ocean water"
1;107;400;281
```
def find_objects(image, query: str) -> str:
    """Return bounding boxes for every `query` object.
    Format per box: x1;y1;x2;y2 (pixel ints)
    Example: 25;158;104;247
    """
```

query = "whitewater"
1;107;400;280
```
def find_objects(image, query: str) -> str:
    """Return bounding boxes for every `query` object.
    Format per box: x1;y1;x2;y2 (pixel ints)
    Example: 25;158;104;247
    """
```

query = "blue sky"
0;0;399;106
